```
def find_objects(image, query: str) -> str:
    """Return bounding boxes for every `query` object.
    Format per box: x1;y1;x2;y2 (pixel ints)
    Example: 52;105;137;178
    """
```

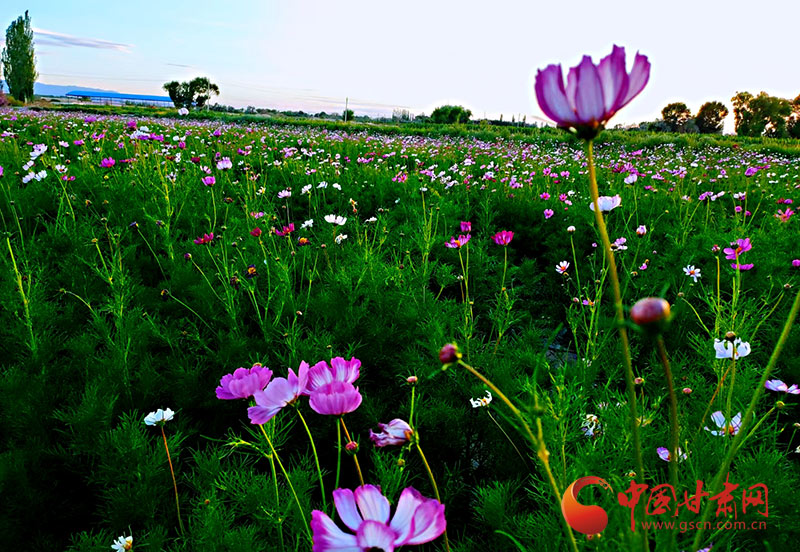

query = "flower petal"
405;499;446;545
597;45;630;114
333;488;363;532
390;487;425;544
356;520;396;552
619;52;651;108
573;56;606;124
355;485;391;523
710;411;726;428
534;64;575;126
311;510;360;552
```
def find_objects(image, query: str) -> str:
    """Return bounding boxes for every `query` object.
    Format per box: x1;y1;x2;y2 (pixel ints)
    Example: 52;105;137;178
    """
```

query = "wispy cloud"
33;28;132;53
166;63;196;69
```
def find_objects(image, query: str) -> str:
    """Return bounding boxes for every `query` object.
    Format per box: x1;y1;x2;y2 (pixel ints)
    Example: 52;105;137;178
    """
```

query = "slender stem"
415;442;450;552
656;336;679;552
267;453;285;549
586;140;650;550
334;419;342;494
691;289;800;550
586;140;647;550
296;408;327;511
486;410;528;466
457;360;578;552
6;237;36;355
339;417;364;486
258;424;311;540
724;351;737;445
161;425;185;535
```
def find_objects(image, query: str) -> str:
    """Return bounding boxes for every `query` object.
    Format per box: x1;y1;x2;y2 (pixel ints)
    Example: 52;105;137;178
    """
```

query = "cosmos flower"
308;381;363;416
460;221;471;232
793;259;800;268
202;176;215;186
624;173;638;184
275;223;295;236
144;408;175;426
657;447;687;462
636;225;647;236
194;233;214;245
544;208;554;219
683;265;701;282
111;535;133;552
556;261;570;274
248;362;310;424
100;158;116;168
714;338;751;359
305;357;361;394
178;107;189;116
705;411;741;437
335;234;348;244
723;238;754;270
369;419;413;447
216;157;233;170
444;235;471;248
250;227;262;237
325;214;347;225
534;45;650;138
589;195;622;212
492;230;514;246
278;188;292;199
765;380;800;395
470;390;492;408
216;364;273;400
310;485;446;551
581;413;600;437
776;208;794;222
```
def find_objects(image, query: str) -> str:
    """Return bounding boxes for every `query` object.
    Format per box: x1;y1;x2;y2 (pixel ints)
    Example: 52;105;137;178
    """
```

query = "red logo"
561;476;613;535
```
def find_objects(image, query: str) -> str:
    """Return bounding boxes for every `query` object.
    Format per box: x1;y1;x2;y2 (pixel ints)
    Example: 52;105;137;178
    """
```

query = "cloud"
32;28;132;53
166;63;196;69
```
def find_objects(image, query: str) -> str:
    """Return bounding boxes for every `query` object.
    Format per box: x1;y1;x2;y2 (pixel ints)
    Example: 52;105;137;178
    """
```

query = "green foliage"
343;108;354;122
695;100;729;134
661;102;692;132
733;91;795;137
431;104;473;124
163;77;220;109
1;10;37;102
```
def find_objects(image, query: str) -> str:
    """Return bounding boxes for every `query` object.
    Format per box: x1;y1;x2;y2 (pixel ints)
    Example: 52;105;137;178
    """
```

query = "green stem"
267;452;284;549
691;289;800;550
258;423;311;541
339;417;364;486
296;408;327;511
161;425;185;535
656;335;679;552
415;442;450;552
586;140;647;550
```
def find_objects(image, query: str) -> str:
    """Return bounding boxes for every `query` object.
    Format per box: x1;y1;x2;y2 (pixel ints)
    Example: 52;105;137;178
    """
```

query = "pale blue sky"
1;0;798;130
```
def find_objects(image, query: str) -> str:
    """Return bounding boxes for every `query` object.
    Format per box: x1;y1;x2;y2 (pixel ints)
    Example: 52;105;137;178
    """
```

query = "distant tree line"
163;77;220;109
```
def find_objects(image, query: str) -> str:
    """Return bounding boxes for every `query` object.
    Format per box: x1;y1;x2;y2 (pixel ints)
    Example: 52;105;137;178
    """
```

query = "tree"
430;105;472;124
661;102;691;132
343;109;354;122
788;94;800;139
695;101;729;134
162;77;220;109
733;91;793;137
1;11;37;102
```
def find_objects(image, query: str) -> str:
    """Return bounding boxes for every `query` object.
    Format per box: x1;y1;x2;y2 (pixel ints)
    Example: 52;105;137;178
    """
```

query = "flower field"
1;107;800;552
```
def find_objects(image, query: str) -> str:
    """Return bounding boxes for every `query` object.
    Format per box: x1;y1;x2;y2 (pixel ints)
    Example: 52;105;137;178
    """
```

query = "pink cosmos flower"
589;195;622;212
248;362;310;424
369;419;413;447
100;158;116;168
216;157;233;170
534;45;650;138
656;447;687;462
202;176;216;186
216;363;273;400
492;230;514;246
308;381;363;415
765;379;800;395
444;234;471;249
556;261;570;274
460;221;471;233
275;223;295;236
250;227;262;237
305;357;361;394
723;238;754;270
636;225;647;236
744;167;758;177
194;233;214;245
705;411;741;437
776;208;794;222
544;208;554;219
310;485;446;551
793;259;800;268
540;192;550;200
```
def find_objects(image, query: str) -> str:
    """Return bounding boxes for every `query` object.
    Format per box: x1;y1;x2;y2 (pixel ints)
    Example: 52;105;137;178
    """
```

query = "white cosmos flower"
335;234;348;244
470;390;492;408
324;214;347;225
714;338;751;359
581;414;600;437
683;265;701;282
589;195;622;212
144;408;175;426
111;535;133;551
177;107;189;116
624;173;638;184
301;219;314;229
556;261;570;274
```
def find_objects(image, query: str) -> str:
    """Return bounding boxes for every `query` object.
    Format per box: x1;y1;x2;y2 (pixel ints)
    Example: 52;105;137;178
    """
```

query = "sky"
1;0;798;132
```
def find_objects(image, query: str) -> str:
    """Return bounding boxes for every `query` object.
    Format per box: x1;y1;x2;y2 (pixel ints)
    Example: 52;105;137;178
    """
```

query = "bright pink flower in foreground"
534;45;650;138
444;234;471;249
100;158;116;168
311;485;446;551
216;363;273;400
460;221;471;233
705;411;741;437
248;362;309;424
765;379;800;395
492;230;514;246
544;208;554;219
305;357;361;394
194;233;214;245
370;419;413;447
308;381;362;415
202;176;216;186
793;259;800;268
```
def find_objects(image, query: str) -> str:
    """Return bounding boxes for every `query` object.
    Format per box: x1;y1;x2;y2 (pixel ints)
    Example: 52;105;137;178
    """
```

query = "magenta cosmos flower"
723;238;754;270
304;357;363;416
444;234;471;249
216;363;273;400
535;45;650;138
305;357;361;393
492;230;514;246
311;485;446;552
248;362;309;424
369;419;413;447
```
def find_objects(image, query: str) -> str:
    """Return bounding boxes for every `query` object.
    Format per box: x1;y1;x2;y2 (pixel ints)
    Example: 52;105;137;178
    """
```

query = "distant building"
65;90;174;107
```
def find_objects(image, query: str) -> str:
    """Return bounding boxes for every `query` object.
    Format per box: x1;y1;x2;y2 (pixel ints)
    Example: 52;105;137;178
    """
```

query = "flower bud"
630;297;671;332
438;343;461;365
725;331;736;341
406;375;418;385
634;377;645;386
345;441;358;453
682;387;692;395
776;401;786;410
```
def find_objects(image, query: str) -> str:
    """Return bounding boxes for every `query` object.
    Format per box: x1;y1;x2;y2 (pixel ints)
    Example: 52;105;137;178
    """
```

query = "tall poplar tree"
1;11;37;102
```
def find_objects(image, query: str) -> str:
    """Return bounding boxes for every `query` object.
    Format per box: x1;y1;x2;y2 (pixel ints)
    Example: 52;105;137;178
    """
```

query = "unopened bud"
725;331;736;341
438;343;461;365
407;375;418;385
345;441;358;453
682;387;692;395
630;297;671;333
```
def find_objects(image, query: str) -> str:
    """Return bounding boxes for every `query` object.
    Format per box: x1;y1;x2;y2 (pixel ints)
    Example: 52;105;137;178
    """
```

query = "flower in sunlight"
556;260;570;275
765;379;800;395
705;411;741;437
370;419;413;447
683;265;701;282
470;390;492;408
657;447;687;462
216;363;273;400
248;362;309;424
111;535;133;552
144;408;174;426
713;338;751;359
589;195;622;212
